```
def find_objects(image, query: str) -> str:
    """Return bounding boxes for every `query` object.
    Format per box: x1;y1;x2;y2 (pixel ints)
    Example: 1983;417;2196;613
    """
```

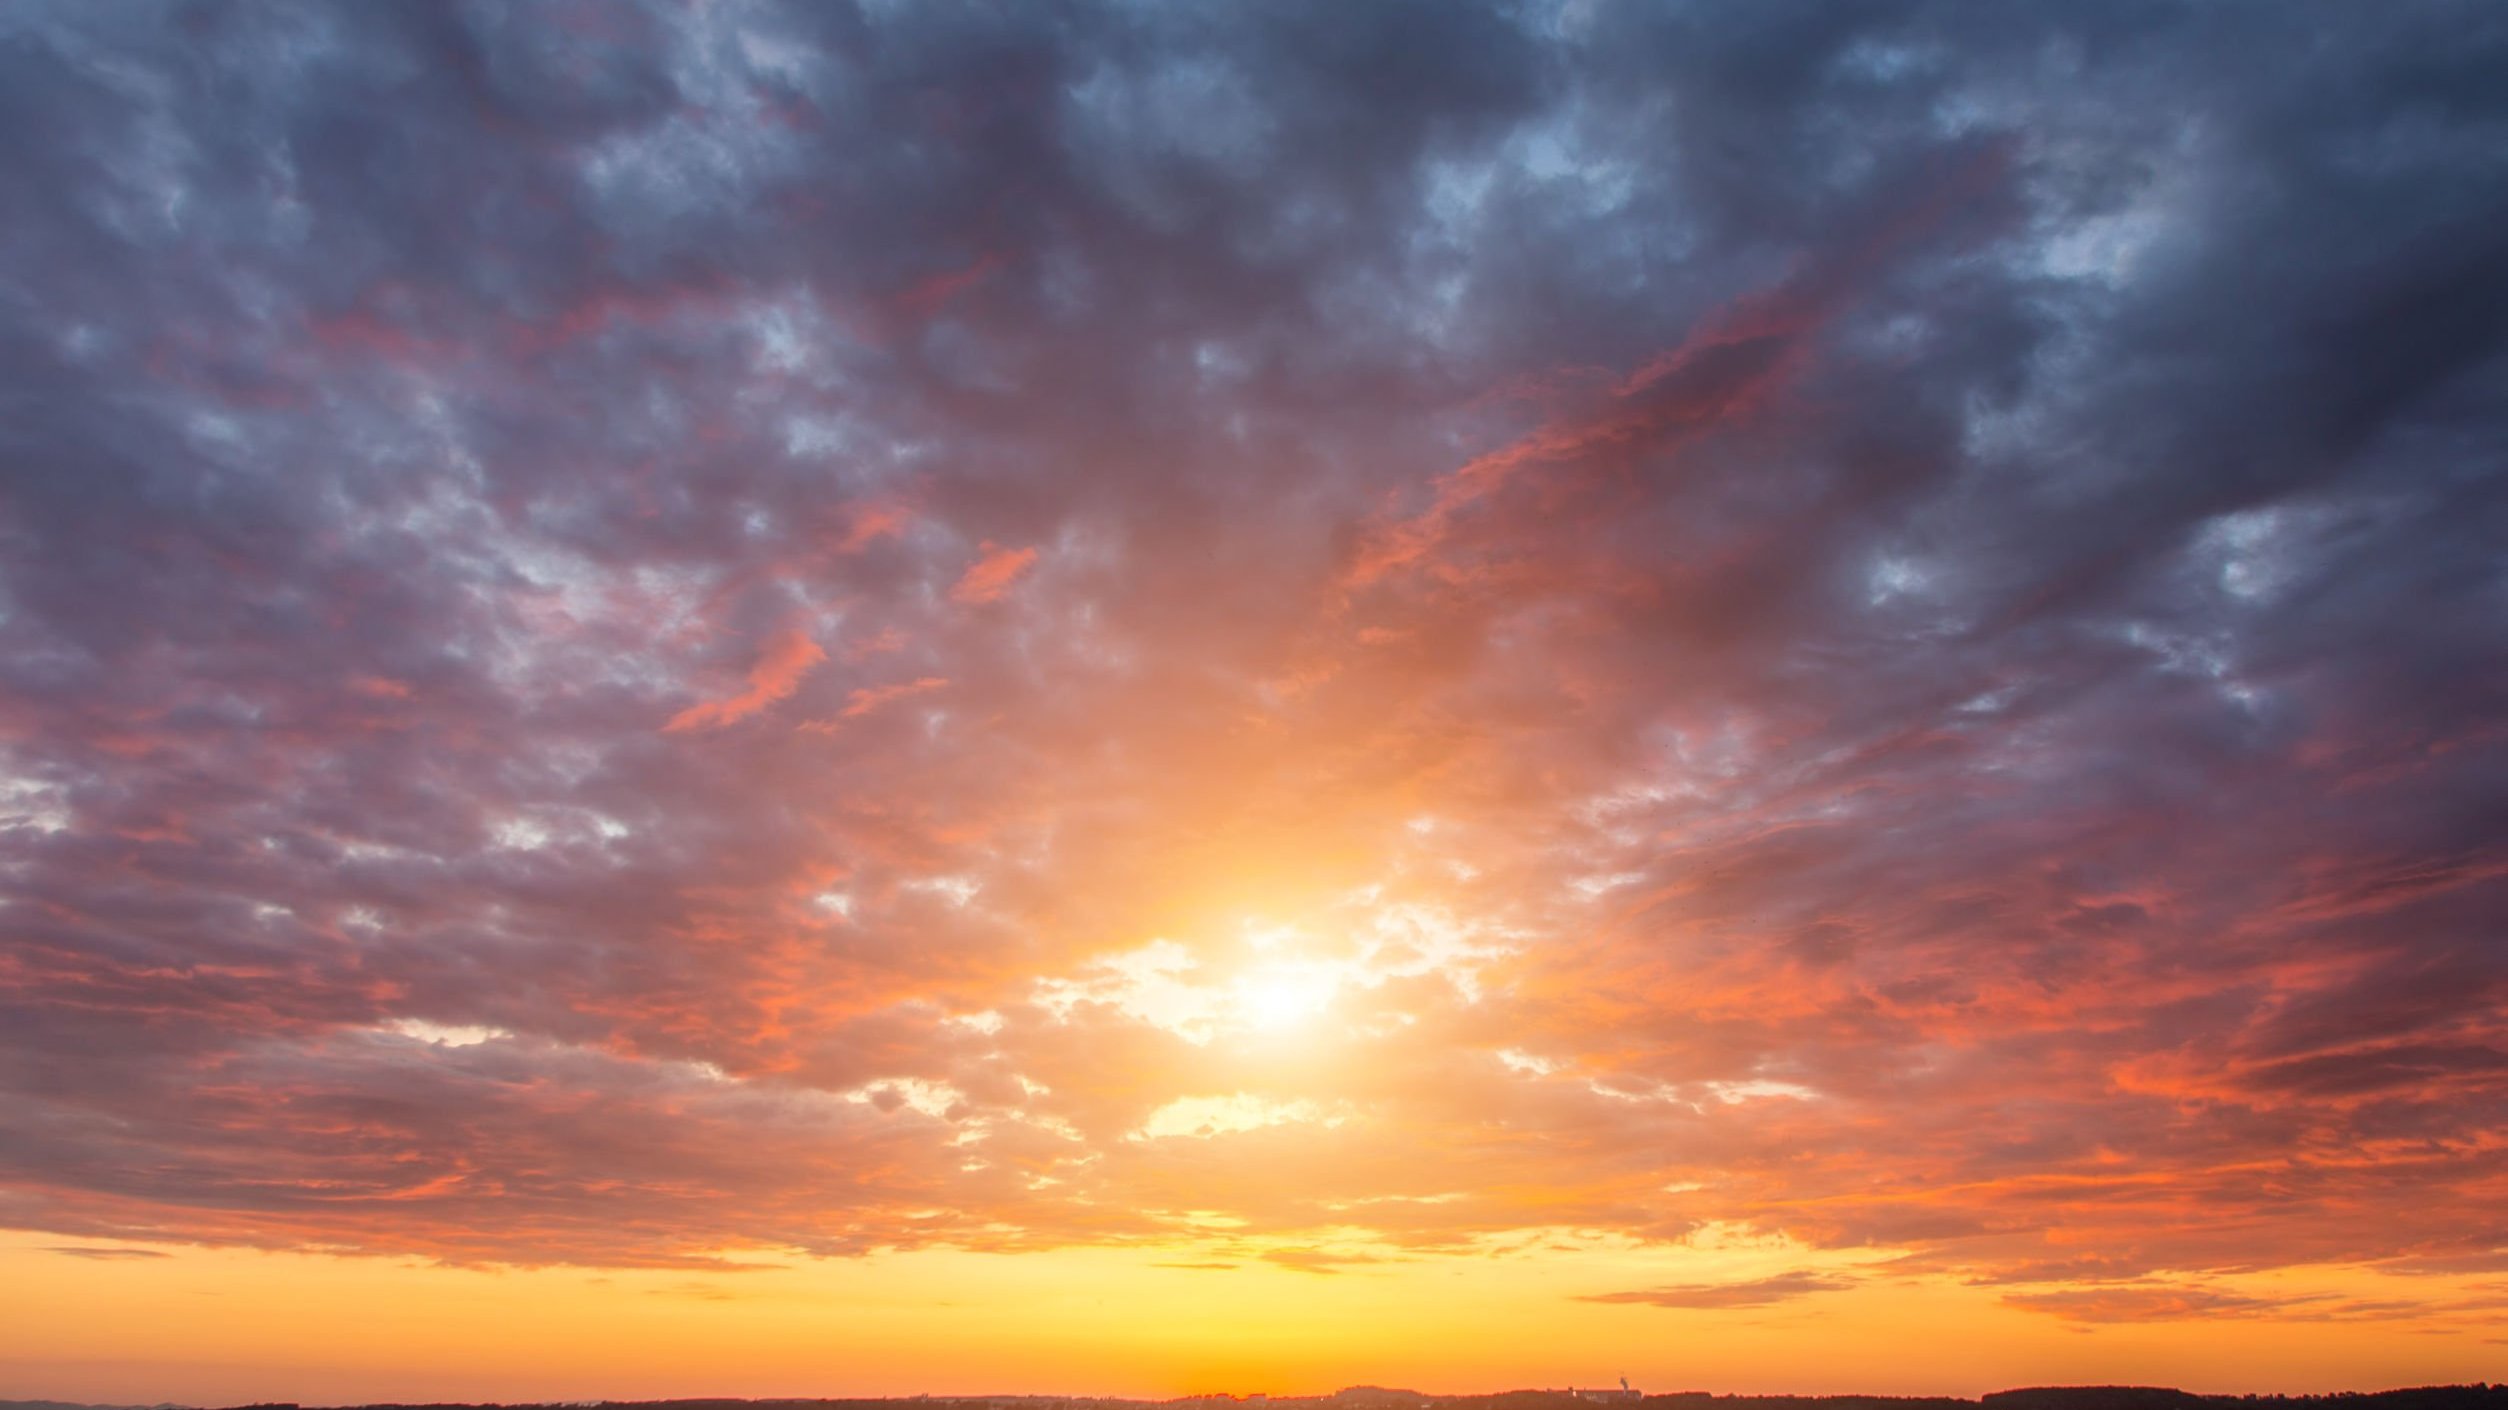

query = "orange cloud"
1582;1271;1855;1309
950;541;1038;604
836;501;911;552
662;629;827;733
799;676;949;732
841;676;947;719
2000;1284;2319;1324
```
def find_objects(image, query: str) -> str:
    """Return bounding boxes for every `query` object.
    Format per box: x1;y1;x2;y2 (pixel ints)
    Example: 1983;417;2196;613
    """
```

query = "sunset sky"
3;1;2506;1403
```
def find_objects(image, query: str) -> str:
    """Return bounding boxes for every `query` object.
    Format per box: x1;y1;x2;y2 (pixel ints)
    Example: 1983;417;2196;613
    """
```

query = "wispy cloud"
951;543;1039;606
664;630;829;733
1582;1272;1855;1310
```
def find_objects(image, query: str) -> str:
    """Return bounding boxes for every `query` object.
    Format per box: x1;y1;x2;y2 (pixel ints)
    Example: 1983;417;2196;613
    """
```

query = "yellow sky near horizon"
3;1233;2500;1406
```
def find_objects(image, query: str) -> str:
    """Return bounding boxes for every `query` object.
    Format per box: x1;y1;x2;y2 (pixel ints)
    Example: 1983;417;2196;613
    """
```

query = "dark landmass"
13;1386;2507;1410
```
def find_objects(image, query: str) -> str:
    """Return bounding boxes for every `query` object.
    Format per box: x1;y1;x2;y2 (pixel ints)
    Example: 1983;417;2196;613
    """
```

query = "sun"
1230;961;1340;1032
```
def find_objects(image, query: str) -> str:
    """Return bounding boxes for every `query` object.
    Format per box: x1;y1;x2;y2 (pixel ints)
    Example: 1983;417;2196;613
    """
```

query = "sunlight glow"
1230;960;1341;1031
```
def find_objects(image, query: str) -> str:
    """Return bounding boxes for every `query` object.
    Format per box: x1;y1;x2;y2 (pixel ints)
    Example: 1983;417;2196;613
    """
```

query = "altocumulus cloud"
0;0;2503;1306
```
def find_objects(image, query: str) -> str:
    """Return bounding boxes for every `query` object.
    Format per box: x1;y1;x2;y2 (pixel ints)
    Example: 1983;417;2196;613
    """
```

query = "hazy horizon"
8;1386;2508;1409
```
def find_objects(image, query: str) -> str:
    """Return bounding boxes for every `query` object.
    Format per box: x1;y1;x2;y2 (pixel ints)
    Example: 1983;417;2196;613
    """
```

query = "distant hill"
1982;1391;2210;1410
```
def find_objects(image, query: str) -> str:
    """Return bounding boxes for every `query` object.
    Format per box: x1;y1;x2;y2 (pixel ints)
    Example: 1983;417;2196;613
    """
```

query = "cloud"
1261;1247;1393;1276
950;543;1039;606
1995;1282;2508;1326
1581;1272;1855;1310
836;502;913;553
836;677;950;722
2000;1285;2306;1324
663;630;829;733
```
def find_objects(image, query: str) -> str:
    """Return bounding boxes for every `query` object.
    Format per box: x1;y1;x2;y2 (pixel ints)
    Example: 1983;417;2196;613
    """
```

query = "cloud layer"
1;0;2503;1327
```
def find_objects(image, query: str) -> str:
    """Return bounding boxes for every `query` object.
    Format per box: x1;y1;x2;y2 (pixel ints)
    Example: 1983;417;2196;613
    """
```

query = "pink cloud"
799;676;949;732
949;542;1038;605
662;630;828;733
835;501;912;553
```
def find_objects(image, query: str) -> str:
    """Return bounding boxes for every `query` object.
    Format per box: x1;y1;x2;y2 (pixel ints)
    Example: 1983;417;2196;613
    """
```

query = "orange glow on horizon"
5;1233;2503;1406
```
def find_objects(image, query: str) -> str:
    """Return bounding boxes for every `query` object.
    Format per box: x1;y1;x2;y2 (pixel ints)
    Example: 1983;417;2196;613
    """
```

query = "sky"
2;0;2506;1402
